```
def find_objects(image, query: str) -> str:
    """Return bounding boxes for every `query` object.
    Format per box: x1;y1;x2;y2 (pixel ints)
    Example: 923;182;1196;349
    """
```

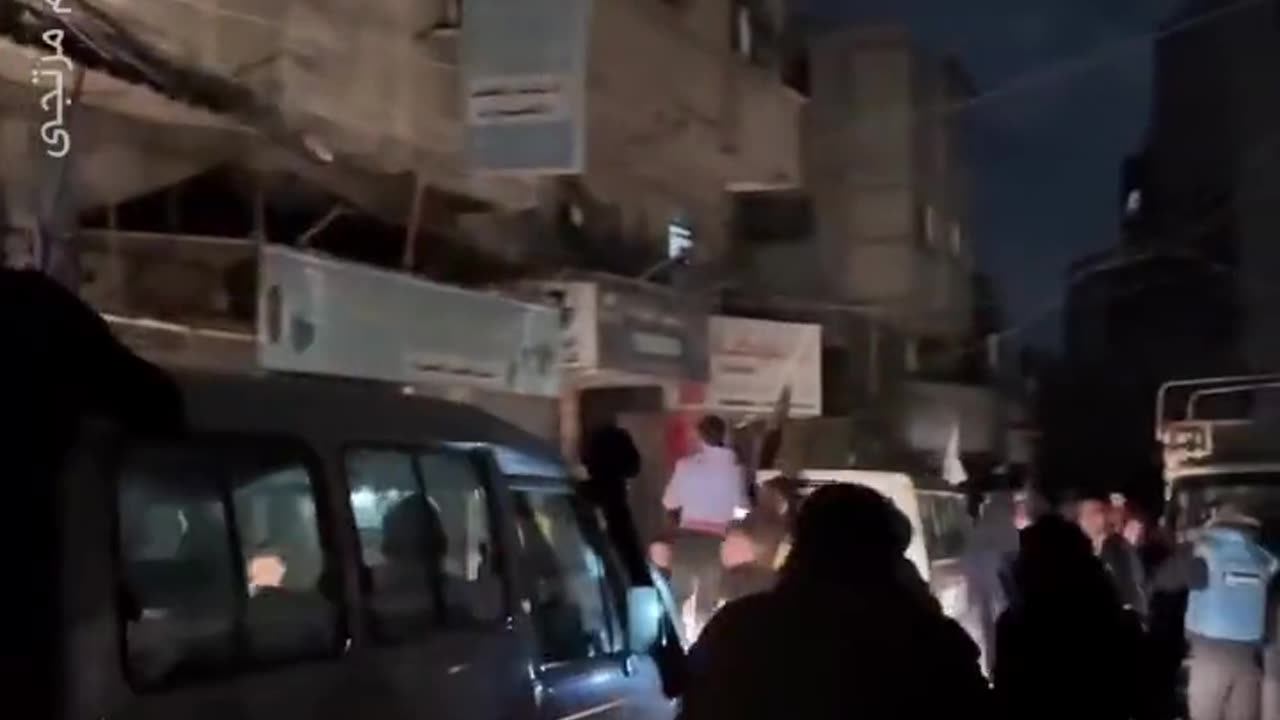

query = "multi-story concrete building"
1141;0;1280;369
805;25;974;342
2;0;803;274
727;24;1005;478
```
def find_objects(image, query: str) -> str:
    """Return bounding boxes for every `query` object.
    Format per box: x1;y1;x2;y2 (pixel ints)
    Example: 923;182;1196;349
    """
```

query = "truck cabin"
1157;375;1280;554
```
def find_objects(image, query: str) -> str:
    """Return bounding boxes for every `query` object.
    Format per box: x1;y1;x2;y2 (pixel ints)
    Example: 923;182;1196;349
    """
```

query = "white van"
755;469;971;619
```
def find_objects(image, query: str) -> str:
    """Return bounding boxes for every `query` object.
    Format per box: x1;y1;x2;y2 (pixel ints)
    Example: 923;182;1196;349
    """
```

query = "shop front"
520;273;709;542
259;245;562;439
704;314;824;474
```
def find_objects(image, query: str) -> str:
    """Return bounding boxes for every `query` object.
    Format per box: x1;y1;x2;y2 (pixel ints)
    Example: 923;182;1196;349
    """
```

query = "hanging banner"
531;281;599;369
519;277;708;381
462;0;591;174
706;316;822;417
595;276;709;381
259;246;561;396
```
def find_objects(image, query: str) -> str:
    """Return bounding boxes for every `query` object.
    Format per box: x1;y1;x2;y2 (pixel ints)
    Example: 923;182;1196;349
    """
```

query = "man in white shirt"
662;415;748;631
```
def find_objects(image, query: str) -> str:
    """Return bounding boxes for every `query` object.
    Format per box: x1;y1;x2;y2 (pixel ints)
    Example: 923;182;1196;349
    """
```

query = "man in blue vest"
1158;503;1278;720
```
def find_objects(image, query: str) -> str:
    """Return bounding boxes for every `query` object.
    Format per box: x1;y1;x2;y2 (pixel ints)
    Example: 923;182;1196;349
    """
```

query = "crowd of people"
581;408;1279;720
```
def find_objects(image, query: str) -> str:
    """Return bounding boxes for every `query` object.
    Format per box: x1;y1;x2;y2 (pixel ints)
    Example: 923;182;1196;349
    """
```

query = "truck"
1156;374;1280;546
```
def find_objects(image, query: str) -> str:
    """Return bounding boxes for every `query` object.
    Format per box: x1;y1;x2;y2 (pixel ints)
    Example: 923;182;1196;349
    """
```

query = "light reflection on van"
754;470;972;619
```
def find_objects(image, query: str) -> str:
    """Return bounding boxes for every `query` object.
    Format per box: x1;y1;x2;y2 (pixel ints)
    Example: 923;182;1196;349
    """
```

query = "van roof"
171;370;569;478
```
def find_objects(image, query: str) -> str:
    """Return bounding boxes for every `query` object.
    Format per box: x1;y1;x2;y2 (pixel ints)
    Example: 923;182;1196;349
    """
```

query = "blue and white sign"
259;246;562;396
462;0;592;174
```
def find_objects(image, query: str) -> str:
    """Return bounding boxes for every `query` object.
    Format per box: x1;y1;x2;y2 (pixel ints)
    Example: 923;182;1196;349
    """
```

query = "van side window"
117;440;340;689
510;490;620;663
346;447;501;642
920;493;971;562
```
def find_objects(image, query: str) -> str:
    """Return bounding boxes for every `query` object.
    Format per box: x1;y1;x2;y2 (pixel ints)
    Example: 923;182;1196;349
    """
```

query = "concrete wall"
805;25;972;340
584;0;803;263
85;0;801;261
902;380;1001;455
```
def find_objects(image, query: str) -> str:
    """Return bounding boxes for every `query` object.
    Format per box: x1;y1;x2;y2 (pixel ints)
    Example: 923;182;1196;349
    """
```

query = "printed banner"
706;316;822;417
462;0;591;174
258;246;561;396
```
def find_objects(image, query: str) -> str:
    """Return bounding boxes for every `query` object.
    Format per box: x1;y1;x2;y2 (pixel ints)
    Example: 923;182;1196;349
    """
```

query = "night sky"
796;0;1184;349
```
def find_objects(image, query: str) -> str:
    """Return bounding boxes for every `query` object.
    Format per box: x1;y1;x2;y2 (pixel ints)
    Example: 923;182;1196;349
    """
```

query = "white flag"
943;419;968;486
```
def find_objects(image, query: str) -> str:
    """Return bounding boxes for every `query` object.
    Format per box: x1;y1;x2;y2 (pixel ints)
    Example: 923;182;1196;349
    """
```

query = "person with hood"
678;484;990;720
579;421;649;585
994;514;1151;720
958;492;1021;677
1155;503;1278;720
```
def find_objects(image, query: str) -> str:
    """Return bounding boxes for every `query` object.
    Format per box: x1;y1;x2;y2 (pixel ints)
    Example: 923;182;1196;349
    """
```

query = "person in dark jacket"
579;422;649;585
2;268;185;720
678;483;990;720
579;421;689;698
994;514;1152;720
1077;494;1149;617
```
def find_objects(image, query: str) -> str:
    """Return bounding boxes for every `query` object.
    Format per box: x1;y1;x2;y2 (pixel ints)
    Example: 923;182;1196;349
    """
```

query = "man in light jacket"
663;415;747;635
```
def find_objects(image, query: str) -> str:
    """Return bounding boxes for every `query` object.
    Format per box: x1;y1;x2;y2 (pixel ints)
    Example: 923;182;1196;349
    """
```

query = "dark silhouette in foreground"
579;422;649;585
579;421;688;699
994;515;1151;720
3;269;184;719
678;484;989;720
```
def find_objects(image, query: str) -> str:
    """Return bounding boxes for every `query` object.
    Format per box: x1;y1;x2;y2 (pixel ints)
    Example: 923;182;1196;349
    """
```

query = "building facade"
1141;0;1280;369
805;25;974;342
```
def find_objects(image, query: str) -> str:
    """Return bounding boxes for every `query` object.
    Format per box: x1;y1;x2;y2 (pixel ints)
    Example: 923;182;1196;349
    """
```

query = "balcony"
0;37;247;213
584;0;803;258
53;0;535;210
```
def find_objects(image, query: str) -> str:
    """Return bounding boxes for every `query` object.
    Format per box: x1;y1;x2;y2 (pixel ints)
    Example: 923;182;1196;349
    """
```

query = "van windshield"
1172;473;1280;555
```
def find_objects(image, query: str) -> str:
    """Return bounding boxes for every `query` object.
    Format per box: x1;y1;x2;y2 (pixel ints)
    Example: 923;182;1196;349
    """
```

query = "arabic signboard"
525;277;708;381
258;246;561;396
593;277;709;381
462;0;591;174
706;316;822;417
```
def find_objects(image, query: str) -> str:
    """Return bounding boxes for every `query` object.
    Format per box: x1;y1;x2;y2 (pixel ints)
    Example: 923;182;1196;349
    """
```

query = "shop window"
117;438;340;690
346;447;501;642
511;490;621;663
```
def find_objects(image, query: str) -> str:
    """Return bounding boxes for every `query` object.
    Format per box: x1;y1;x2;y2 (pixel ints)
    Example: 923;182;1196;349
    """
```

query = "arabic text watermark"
30;0;75;158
